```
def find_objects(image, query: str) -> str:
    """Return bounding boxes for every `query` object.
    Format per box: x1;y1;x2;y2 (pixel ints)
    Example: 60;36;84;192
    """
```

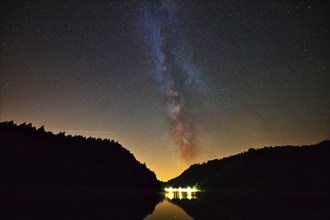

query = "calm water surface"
144;191;196;220
144;200;193;220
1;188;329;219
146;191;329;220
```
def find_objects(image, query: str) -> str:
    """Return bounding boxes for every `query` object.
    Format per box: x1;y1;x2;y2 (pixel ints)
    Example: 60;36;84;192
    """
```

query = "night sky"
1;1;329;181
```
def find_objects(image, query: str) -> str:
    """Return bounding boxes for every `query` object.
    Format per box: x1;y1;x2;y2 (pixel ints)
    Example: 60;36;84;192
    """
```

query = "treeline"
167;140;330;192
0;121;159;189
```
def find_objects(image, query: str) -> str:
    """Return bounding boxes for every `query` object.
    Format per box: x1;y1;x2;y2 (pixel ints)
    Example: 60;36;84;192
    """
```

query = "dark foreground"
0;188;161;220
171;191;330;220
1;188;329;220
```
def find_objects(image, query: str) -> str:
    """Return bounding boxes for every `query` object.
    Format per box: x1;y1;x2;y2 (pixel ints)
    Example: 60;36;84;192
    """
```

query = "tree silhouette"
0;121;160;190
167;140;330;192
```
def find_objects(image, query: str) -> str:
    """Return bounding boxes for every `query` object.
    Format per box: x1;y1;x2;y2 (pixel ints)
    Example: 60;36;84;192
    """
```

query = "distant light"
164;186;200;200
164;186;200;193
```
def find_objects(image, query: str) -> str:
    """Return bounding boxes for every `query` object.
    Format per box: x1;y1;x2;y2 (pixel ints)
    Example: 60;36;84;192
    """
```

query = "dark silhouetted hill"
0;121;160;189
167;140;330;192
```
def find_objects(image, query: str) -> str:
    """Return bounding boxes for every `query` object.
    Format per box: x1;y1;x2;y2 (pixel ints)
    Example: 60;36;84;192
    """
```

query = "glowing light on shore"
164;186;200;193
164;186;200;200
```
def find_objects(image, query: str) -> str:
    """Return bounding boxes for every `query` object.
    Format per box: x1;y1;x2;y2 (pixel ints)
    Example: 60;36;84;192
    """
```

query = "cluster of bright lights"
164;186;200;200
164;186;199;193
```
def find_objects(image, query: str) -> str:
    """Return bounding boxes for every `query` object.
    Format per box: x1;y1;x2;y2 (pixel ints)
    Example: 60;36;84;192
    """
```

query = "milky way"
142;0;206;161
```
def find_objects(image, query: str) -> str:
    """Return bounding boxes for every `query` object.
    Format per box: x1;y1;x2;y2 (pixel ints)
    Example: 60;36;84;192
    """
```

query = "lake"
147;191;330;220
1;188;329;219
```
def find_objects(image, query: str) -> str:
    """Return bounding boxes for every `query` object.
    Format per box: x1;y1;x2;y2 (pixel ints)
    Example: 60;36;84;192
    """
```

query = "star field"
1;1;329;181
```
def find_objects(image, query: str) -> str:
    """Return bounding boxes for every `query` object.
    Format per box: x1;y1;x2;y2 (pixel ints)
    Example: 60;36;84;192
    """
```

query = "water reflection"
2;188;328;220
1;188;162;220
168;192;330;220
144;200;193;220
144;191;198;220
165;190;197;200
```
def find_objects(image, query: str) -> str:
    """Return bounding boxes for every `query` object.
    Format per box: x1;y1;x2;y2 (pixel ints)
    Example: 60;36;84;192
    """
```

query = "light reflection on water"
165;191;197;200
3;189;327;219
144;192;198;220
143;199;194;220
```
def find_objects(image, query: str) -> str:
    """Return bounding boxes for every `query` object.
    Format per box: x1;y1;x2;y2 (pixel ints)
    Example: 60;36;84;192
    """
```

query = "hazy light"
164;186;200;193
164;186;200;200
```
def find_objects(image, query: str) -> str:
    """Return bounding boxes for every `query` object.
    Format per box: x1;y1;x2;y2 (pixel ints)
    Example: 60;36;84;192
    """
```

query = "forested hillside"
167;140;330;191
0;121;159;189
